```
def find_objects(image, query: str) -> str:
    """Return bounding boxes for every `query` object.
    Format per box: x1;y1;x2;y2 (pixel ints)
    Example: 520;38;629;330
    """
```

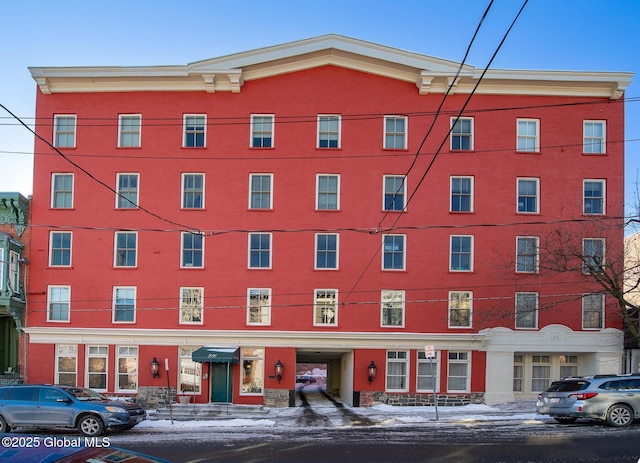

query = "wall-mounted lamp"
274;360;284;383
150;357;160;378
368;360;377;384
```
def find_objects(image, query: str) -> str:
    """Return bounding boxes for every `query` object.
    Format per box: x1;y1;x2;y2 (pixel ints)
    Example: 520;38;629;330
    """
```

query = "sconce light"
150;357;160;378
274;360;284;383
368;360;377;384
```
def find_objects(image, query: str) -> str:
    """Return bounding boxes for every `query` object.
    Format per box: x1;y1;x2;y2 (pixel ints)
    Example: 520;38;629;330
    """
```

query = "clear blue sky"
1;0;638;214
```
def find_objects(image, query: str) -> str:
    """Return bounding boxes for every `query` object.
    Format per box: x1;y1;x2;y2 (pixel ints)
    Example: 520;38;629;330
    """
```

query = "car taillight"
568;392;598;400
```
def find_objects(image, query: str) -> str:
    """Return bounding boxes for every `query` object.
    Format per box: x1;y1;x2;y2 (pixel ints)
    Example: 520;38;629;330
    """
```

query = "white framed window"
583;238;605;274
584;180;605;215
450;235;473;271
382;234;405;270
249;174;273;209
113;286;136;323
116;346;138;392
86;346;108;391
48;285;70;322
384;116;407;149
9;252;19;295
248;233;271;269
240;348;264;395
251;114;274;148
317;115;340;148
183;114;206;147
531;355;550;392
386;350;409;392
383;175;406;211
116;173;139;208
515;292;538;329
182;173;204;209
583;120;606;154
56;345;78;386
315;233;338;270
583;293;604;329
451;117;473;150
314;289;338;326
49;231;72;267
450;176;473;212
180;287;203;324
114;231;137;267
448;291;472;328
54;115;76;148
118;114;141;148
516;236;539;273
447;351;470;392
316;174;340;210
181;232;204;268
517;178;539;213
559;355;579;378
516;118;539;152
247;288;271;325
51;173;74;208
513;354;524;392
381;289;405;327
179;347;202;395
417;351;439;392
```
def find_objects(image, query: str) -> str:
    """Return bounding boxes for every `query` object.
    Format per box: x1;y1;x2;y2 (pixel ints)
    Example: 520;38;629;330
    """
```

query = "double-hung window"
114;232;137;267
181;232;204;268
450;235;473;271
249;174;272;209
383;175;406;211
448;291;472;328
384;116;407;149
382;234;405;270
54;115;76;148
50;231;72;267
381;289;404;327
116;346;138;392
417;351;439;392
182;173;204;209
183;115;206;147
451;117;473;150
316;233;338;269
116;173;139;208
516;118;539;152
517;178;539;213
451;176;473;212
583;293;604;329
180;287;203;324
56;345;78;386
314;289;337;326
584;120;606;154
318;115;340;148
48;285;70;322
515;292;538;329
51;173;74;208
447;352;470;392
251;115;274;148
118;114;141;147
584;180;605;215
86;346;108;391
247;288;271;325
516;236;538;273
113;286;136;323
316;174;339;210
583;238;605;274
386;351;409;391
249;233;271;268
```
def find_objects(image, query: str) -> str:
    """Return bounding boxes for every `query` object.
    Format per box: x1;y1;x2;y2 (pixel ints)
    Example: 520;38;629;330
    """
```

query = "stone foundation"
137;386;177;409
359;391;484;407
263;388;290;408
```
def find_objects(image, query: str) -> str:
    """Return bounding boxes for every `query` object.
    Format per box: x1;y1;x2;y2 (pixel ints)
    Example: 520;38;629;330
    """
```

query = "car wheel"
0;415;11;433
553;417;578;424
606;404;634;427
77;414;105;437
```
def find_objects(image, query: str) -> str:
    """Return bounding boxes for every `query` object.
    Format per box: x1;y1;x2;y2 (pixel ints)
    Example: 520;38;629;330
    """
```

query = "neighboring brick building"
25;35;632;406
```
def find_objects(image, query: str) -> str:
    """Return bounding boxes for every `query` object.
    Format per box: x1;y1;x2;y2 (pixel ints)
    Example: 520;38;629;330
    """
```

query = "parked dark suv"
0;384;146;436
536;374;640;426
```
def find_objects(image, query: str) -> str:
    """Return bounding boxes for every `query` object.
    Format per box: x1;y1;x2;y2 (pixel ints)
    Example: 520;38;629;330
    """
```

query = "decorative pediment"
0;193;28;237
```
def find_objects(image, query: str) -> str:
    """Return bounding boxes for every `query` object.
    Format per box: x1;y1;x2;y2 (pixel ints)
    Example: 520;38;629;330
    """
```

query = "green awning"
191;347;239;363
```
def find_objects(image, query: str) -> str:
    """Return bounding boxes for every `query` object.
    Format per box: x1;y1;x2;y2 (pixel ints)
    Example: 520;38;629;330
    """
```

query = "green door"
210;363;233;403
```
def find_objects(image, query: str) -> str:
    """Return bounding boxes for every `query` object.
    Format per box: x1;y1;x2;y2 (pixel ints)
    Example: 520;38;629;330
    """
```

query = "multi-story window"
384;116;407;149
316;174;340;210
583;238;605;274
247;288;270;325
49;231;72;267
381;289;404;327
240;348;264;395
179;347;202;395
317;115;340;148
249;174;272;209
181;232;204;268
513;354;524;392
113;286;136;323
531;355;550;392
516;118;539;152
383;175;406;211
382;234;405;270
450;235;473;271
451;117;473;150
516;236;538;273
251;115;274;148
584;180;605;215
180;287;204;324
583;293;604;329
450;176;473;212
447;351;470;392
248;233;271;268
183;114;206;147
86;346;108;391
116;346;138;392
54;115;76;148
56;345;77;386
314;289;337;326
118;114;141;148
114;232;137;267
417;351;439;392
584;120;606;154
315;233;338;269
9;251;19;294
517;178;539;213
51;173;74;208
515;292;538;329
48;285;70;322
448;291;472;328
386;351;408;391
182;173;204;209
116;173;139;208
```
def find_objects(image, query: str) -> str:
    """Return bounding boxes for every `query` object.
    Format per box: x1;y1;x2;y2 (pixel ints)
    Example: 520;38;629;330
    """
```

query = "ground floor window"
386;350;408;391
447;351;470;392
559;355;579;379
56;345;77;386
86;345;108;391
179;347;202;394
513;353;582;395
241;348;264;395
513;354;524;392
416;351;439;392
117;346;138;392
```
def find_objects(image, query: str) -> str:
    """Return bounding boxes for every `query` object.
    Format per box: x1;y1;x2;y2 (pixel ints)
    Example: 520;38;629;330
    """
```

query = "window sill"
516;150;542;155
449;149;476;154
449;211;475;214
249;146;274;150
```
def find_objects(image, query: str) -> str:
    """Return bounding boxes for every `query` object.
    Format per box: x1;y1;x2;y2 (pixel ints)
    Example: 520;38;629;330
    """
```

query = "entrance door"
210;363;233;403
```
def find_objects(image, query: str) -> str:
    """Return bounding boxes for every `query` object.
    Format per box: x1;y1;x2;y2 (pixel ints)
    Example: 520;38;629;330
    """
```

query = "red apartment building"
25;35;633;407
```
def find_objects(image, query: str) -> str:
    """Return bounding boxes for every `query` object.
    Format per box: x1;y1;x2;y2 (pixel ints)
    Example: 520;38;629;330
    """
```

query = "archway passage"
295;349;354;405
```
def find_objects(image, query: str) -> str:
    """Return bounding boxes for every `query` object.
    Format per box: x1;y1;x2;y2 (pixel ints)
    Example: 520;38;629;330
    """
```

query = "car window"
0;388;9;400
618;379;640;390
63;387;106;401
545;381;589;392
8;387;37;401
38;388;68;402
599;381;620;390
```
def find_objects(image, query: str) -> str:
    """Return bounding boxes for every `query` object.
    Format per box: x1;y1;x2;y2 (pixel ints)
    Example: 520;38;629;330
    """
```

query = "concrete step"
151;403;272;421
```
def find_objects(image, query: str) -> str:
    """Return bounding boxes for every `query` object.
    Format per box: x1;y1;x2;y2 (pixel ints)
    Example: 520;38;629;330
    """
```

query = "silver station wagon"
536;374;640;426
0;384;146;436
